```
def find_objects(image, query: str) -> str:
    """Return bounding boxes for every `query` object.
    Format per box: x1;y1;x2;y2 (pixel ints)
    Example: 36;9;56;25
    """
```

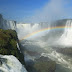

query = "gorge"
0;14;72;72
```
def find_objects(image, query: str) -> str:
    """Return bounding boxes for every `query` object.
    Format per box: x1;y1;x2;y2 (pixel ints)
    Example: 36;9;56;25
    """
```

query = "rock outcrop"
26;56;56;72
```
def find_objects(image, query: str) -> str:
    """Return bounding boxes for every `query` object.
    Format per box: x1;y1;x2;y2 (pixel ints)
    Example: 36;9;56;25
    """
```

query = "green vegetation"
0;29;25;65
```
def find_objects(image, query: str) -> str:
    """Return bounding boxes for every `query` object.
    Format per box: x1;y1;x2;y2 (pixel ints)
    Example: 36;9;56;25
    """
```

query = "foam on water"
41;50;72;70
17;20;72;72
0;55;27;72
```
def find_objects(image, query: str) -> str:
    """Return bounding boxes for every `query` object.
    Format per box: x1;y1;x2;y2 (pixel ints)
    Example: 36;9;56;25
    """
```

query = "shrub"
0;29;25;65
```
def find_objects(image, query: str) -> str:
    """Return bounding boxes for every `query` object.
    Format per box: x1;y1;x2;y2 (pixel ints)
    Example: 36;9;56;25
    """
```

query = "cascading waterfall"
0;14;16;30
0;55;27;72
3;20;16;30
1;16;72;72
16;20;72;72
57;20;72;47
16;22;50;40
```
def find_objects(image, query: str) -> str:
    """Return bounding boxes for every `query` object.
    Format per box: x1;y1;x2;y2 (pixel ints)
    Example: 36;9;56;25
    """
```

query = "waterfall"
0;55;27;72
3;20;16;30
0;14;16;30
14;19;72;72
16;22;49;40
57;20;72;47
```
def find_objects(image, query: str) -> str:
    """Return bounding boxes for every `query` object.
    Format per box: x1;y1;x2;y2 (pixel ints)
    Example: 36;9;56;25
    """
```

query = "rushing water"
20;40;72;72
16;19;72;72
57;20;72;47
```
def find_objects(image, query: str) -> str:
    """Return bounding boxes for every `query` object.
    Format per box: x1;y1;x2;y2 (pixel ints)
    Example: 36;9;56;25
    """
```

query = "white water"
0;55;27;72
41;50;72;70
0;15;16;30
3;20;16;30
16;20;72;72
0;16;72;72
22;39;72;72
57;20;72;47
16;22;50;40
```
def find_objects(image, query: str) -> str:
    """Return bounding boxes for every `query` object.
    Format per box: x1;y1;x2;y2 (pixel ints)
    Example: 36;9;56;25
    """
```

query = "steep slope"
0;29;25;65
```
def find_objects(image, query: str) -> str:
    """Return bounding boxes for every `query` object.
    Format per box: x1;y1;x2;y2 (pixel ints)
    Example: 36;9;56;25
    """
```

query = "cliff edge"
0;29;25;65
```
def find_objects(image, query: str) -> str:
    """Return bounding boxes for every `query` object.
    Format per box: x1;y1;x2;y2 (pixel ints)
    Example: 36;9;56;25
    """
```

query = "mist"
23;0;72;23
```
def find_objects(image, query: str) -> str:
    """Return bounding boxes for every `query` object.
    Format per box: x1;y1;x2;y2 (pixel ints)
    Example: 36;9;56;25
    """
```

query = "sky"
0;0;72;23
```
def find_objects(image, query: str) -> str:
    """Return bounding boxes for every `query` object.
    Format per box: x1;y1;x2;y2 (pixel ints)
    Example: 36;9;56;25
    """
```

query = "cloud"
23;0;72;23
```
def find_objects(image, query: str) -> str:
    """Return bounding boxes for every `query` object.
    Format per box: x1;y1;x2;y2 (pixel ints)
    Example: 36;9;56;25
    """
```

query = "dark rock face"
35;56;50;61
33;61;56;72
26;61;56;72
0;14;3;29
56;48;72;56
25;50;41;56
26;56;56;72
0;29;25;65
0;57;7;66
